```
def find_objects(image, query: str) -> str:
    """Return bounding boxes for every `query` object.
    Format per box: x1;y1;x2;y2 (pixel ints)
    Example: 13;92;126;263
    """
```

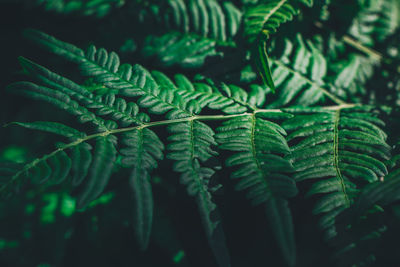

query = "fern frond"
216;111;298;266
310;33;378;102
120;128;164;250
71;142;93;186
25;30;201;119
329;162;400;266
5;55;168;249
283;106;389;241
2;1;400;265
8;81;110;131
349;0;399;46
243;0;313;90
8;121;85;139
18;57;150;128
161;0;242;42
24;30;272;116
266;35;344;107
142;32;222;69
244;0;313;43
139;0;242;71
0;121;119;207
0;132;81;198
6;31;279;260
168;120;230;267
332;53;377;101
340;166;400;222
77;135;117;208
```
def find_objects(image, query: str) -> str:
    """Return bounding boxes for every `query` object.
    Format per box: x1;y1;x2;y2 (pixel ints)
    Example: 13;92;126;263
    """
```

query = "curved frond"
216;111;297;266
244;0;313;43
330;164;400;266
266;35;343;107
142;32;222;69
120;128;164;250
349;0;399;46
283;106;389;241
161;0;242;42
8;121;85;139
0;130;118;210
167;120;230;267
14;57;152;129
77;135;117;208
331;53;377;101
23;30;272;115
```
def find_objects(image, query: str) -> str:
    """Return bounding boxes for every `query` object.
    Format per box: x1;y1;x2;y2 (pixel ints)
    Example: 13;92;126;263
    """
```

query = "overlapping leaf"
119;128;164;250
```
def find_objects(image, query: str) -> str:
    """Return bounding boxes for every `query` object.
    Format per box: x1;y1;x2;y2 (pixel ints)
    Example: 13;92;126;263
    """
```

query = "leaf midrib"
333;109;351;207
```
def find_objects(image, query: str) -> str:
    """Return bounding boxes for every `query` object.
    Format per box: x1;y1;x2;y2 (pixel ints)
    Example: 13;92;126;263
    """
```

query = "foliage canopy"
1;0;400;266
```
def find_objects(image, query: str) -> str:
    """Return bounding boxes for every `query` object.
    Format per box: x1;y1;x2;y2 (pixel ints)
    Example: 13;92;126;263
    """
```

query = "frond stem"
342;35;383;62
260;0;288;36
0;104;357;194
333;109;351;207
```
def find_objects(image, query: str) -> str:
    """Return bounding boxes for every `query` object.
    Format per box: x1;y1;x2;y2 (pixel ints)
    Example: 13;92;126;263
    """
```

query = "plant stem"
314;21;390;64
342;35;383;62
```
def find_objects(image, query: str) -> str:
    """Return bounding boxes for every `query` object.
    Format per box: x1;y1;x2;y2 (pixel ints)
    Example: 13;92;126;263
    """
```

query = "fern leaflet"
283;106;389;241
216;111;298;266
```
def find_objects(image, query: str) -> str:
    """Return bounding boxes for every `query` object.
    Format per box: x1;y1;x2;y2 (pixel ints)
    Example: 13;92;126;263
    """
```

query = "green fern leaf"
216;112;297;266
77;135;117;209
254;38;276;92
244;0;312;43
7;121;85;139
142;32;222;69
243;0;313;92
18;56;148;128
13;54;164;248
349;0;399;46
330;167;400;266
24;30;270;117
24;30;202;119
161;0;241;42
340;168;400;221
120;128;164;250
71;143;93;186
283;106;389;241
331;54;377;100
167;120;230;267
267;35;345;107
